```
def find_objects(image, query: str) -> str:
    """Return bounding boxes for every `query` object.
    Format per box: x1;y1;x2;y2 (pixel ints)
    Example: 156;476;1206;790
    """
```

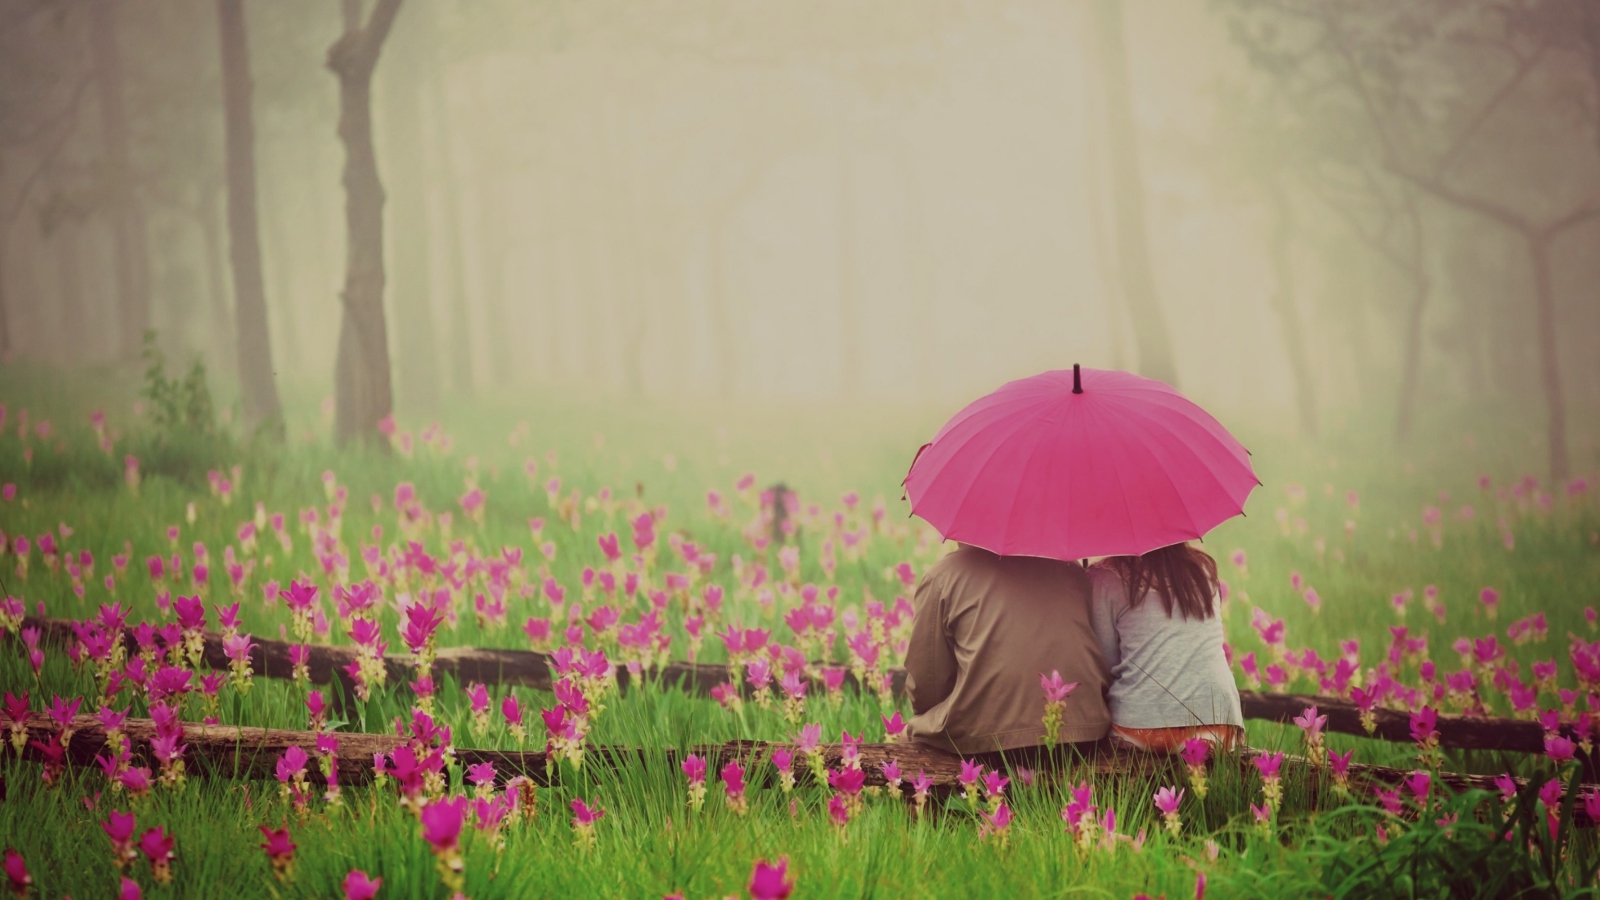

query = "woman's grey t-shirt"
1087;566;1244;729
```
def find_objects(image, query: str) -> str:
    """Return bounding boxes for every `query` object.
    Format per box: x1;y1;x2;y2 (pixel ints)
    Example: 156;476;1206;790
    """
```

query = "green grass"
2;367;1600;898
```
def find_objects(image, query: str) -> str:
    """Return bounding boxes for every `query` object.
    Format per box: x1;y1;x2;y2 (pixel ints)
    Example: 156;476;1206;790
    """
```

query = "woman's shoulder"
1086;565;1127;604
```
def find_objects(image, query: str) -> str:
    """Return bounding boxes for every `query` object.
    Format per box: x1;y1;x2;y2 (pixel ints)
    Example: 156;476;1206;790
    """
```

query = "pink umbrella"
904;365;1258;560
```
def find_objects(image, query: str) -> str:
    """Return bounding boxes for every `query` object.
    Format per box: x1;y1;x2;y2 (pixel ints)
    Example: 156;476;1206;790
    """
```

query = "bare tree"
1223;0;1600;479
217;0;282;430
327;0;402;447
379;0;438;413
1087;0;1179;386
88;0;151;360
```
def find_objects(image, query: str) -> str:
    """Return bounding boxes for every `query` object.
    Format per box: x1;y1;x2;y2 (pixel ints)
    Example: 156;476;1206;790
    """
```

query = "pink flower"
748;856;795;900
259;825;296;869
1539;779;1563;809
881;711;906;739
1252;752;1283;780
959;759;984;788
1403;770;1431;804
343;870;382;900
420;796;468;853
828;766;866;796
983;802;1013;835
1251;802;1272;825
1180;738;1210;768
1409;706;1439;746
121;877;142;900
1545;735;1577;763
721;760;747;799
103;810;138;862
276;746;308;783
1040;669;1078;703
827;794;850;827
1154;786;1183;816
682;754;707;784
571;798;605;827
4;849;31;896
1328;748;1354;777
1293;706;1326;742
139;826;175;867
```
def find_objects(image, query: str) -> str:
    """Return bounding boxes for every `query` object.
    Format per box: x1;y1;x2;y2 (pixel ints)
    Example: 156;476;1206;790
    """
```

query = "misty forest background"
1;0;1598;480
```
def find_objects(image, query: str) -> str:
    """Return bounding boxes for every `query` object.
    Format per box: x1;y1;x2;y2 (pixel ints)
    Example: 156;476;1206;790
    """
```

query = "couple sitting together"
904;540;1242;755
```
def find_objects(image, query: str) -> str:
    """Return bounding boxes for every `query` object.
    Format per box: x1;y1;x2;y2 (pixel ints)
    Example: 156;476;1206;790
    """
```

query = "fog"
2;0;1598;474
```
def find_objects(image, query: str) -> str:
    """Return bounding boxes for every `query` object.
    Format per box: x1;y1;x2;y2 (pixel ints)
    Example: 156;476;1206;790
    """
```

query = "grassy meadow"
1;363;1599;899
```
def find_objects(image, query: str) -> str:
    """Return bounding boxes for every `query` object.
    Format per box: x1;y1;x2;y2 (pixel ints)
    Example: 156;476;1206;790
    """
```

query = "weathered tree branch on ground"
20;617;1586;761
15;714;1596;826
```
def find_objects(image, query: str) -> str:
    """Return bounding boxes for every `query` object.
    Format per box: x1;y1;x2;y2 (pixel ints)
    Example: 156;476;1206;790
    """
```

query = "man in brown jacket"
904;544;1110;754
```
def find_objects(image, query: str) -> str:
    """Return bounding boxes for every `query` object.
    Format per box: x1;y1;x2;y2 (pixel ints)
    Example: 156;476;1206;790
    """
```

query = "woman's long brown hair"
1101;543;1219;621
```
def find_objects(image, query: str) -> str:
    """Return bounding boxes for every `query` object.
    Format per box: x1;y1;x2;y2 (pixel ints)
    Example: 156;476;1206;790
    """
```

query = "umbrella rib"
927;403;1054;547
1117;402;1252;527
993;409;1060;554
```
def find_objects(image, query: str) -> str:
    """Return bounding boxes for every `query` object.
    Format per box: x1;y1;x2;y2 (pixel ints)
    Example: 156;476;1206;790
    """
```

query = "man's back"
904;545;1111;754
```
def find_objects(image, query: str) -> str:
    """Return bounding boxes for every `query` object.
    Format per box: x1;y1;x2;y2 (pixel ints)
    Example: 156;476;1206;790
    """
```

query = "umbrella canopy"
904;365;1259;560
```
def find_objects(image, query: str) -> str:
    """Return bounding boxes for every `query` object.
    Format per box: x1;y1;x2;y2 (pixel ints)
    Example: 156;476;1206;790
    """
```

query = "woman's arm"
904;574;957;716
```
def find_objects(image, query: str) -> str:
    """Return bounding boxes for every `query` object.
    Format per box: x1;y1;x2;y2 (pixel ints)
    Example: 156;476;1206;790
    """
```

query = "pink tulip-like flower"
343;870;382;900
259;825;296;880
1404;770;1431;805
1254;752;1284;805
1040;670;1078;703
722;760;749;814
1293;705;1327;752
1154;786;1184;835
828;766;866;796
140;826;176;884
103;810;138;868
1546;735;1577;763
827;794;851;831
1539;779;1563;809
1251;802;1272;828
1410;706;1440;761
571;798;605;850
968;799;1010;846
1328;748;1354;792
420;795;468;861
748;856;795;900
4;849;31;896
881;711;906;742
683;753;709;811
120;876;142;900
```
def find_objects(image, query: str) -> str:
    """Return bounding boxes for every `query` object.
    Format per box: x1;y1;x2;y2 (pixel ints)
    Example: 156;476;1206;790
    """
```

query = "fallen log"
15;714;1596;825
18;617;1586;764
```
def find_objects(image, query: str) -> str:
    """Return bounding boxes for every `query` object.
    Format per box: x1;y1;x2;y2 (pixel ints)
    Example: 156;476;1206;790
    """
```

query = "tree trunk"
197;187;234;376
834;142;863;397
1528;234;1569;480
1087;0;1178;386
217;0;283;431
1264;182;1317;439
424;70;474;398
380;3;438;413
56;225;87;363
708;215;736;398
0;229;11;360
1392;273;1430;443
89;0;152;361
327;0;402;448
896;144;935;398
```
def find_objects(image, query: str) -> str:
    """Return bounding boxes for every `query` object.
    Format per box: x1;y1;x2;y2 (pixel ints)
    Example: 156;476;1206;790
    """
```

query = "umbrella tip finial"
1072;363;1083;394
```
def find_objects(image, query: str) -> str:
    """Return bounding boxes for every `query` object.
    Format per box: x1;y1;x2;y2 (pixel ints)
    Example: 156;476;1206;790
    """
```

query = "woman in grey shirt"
1088;542;1244;753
